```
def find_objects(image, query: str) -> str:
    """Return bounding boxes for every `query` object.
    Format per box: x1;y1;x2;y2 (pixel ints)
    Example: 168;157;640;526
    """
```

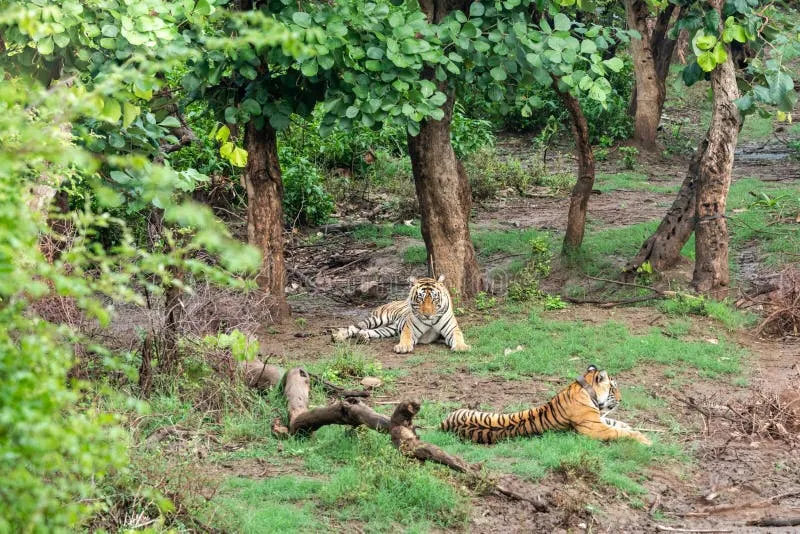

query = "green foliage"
474;291;498;310
202;330;261;361
543;294;568;310
507;237;553;302
450;104;495;159
659;295;755;331
316;346;384;386
280;148;335;226
619;146;639;170
463;147;534;197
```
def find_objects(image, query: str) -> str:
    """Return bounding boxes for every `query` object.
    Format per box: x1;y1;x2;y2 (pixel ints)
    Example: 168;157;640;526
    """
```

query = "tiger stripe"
441;366;652;445
332;275;470;354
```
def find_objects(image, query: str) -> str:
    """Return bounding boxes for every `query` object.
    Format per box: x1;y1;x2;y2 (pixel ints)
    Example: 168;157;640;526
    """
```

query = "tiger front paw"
394;343;414;354
451;343;471;352
356;330;371;343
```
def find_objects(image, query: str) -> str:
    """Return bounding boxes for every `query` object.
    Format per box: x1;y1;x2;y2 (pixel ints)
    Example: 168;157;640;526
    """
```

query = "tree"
626;0;798;293
0;2;262;527
624;0;681;150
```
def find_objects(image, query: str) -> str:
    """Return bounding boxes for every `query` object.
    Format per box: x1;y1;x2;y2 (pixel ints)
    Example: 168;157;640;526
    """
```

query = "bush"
280;147;335;227
464;147;534;198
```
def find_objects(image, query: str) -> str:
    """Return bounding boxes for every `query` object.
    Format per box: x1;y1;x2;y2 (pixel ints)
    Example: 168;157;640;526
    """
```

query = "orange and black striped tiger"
441;365;651;445
332;275;470;354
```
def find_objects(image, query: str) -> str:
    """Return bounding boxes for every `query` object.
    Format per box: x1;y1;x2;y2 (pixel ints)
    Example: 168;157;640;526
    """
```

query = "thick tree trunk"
625;1;678;150
408;89;482;298
692;6;740;294
557;86;595;255
624;139;706;273
244;121;290;322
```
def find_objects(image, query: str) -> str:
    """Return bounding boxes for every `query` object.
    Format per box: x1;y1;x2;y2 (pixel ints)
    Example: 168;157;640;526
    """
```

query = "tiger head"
580;364;621;412
408;274;449;319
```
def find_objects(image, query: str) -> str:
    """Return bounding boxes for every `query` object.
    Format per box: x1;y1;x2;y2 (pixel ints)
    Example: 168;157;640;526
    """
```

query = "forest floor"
118;88;800;533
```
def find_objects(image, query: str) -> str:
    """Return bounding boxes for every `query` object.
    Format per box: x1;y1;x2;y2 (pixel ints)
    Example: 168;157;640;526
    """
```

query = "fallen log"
239;360;285;389
284;367;389;435
746;517;800;527
277;369;548;511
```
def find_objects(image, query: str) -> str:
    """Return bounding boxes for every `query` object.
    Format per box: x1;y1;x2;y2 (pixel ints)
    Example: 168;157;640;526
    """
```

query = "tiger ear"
586;364;598;373
437;274;445;283
408;276;418;284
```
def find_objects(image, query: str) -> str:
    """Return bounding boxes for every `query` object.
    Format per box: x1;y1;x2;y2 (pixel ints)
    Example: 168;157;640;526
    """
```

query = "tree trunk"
243;121;290;322
407;88;482;299
624;139;705;273
692;5;740;294
557;86;595;255
625;1;678;150
405;0;481;299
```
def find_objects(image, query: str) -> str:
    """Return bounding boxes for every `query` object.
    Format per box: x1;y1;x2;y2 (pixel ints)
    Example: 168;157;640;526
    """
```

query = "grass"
738;113;777;142
210;426;469;533
352;222;422;249
658;294;757;331
458;311;745;380
403;227;551;265
595;172;678;194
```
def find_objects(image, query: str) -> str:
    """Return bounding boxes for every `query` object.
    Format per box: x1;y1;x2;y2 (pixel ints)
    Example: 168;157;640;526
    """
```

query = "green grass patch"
352;222;422;248
658;294;757;331
212;427;469;533
595;172;678;194
739;114;776;142
403;228;551;265
461;312;745;380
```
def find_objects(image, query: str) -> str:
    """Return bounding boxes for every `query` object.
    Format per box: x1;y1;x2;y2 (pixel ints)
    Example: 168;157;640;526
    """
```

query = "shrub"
463;147;534;198
620;146;639;170
280;147;335;227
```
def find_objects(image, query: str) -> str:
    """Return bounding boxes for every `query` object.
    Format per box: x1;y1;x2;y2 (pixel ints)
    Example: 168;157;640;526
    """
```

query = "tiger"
331;274;470;354
440;365;651;445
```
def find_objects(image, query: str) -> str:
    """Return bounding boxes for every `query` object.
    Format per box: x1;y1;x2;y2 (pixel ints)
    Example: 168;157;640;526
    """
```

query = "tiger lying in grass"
441;365;651;445
332;275;470;354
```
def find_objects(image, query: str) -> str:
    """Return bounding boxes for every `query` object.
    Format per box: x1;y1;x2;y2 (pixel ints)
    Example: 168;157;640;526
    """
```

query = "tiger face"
408;274;448;319
582;365;621;412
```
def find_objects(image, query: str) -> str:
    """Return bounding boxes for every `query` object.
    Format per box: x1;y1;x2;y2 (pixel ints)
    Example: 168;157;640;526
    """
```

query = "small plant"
202;329;260;361
474;291;497;311
464;147;532;198
594;147;610;162
321;347;383;384
635;261;655;285
748;191;790;209
619;146;639;170
543;294;567;310
280;147;335;227
508;237;553;302
295;317;308;329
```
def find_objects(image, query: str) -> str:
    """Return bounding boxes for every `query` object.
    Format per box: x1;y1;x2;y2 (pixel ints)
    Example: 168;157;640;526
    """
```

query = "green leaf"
580;39;597;55
388;12;404;28
101;24;119;38
239;64;258;80
367;47;384;60
578;75;593;91
301;60;319;77
159;116;181;128
602;57;624;72
711;42;727;65
53;33;71;49
220;141;234;158
36;37;54;55
695;32;717;51
122;102;140;128
230;147;248;168
723;24;747;44
697;51;716;72
704;9;721;32
553;13;571;32
242;99;262;116
490;66;507;81
102;98;122;123
215;125;231;143
469;2;485;17
109;171;131;184
292;12;312;28
224;107;237;124
345;106;359;118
